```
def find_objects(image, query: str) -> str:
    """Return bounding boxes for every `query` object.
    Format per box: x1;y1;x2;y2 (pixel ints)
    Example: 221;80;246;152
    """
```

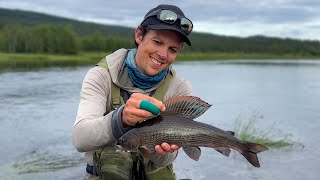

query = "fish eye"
119;137;126;144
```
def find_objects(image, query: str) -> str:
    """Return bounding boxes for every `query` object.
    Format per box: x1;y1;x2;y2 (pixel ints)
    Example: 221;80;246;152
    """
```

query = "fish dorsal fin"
162;96;212;119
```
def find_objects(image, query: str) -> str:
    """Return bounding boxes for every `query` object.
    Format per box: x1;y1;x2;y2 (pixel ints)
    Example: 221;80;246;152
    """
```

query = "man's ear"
135;27;143;44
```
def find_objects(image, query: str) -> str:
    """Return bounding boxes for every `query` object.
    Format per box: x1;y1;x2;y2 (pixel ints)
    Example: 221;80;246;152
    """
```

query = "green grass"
234;114;294;149
0;51;319;70
0;52;109;70
176;52;320;61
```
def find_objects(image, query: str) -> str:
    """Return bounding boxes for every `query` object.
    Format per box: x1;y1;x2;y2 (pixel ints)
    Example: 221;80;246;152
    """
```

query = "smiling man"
72;4;194;180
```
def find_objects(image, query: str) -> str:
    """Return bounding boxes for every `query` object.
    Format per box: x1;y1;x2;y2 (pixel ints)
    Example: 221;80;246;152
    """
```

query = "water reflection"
1;60;320;179
177;59;320;66
12;146;83;174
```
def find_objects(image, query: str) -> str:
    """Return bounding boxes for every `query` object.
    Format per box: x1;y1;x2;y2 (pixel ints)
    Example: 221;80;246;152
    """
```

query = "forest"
1;7;320;56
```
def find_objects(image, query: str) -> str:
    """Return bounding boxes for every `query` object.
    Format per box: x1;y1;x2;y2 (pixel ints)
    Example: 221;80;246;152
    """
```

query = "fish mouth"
115;144;122;149
115;145;122;149
115;145;135;153
114;140;124;150
115;145;128;152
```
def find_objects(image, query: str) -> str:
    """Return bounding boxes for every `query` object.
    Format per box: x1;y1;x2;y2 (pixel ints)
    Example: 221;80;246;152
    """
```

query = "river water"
0;60;319;180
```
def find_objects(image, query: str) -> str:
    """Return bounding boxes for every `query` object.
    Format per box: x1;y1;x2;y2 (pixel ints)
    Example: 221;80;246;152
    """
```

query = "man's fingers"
154;143;180;156
124;107;153;118
161;143;180;152
131;93;165;112
161;143;172;152
144;98;166;112
122;108;154;126
123;93;166;126
155;145;166;156
170;144;180;151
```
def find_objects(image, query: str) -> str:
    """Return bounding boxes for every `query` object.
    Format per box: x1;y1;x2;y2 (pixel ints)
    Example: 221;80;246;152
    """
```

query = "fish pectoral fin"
183;146;201;161
214;147;231;157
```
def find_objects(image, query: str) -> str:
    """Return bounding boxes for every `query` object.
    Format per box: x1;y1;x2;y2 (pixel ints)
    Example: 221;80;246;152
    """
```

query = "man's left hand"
155;143;180;156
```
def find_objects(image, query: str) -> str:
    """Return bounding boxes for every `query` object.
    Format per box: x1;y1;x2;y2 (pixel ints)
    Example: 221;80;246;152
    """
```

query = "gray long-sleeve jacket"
72;48;193;173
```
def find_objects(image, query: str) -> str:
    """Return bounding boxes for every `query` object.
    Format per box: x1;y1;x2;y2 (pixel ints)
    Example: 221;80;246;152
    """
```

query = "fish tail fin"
240;142;269;168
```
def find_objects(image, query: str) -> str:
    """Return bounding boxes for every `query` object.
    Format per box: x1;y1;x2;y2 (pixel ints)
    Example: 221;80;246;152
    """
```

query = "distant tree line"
80;31;133;52
1;22;320;56
185;33;320;56
0;23;134;54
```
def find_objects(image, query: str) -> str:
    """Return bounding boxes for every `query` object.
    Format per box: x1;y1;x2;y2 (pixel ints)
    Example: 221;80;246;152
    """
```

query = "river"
0;59;319;180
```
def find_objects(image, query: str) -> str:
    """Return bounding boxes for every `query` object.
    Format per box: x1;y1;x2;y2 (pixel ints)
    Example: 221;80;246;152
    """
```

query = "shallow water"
1;60;319;179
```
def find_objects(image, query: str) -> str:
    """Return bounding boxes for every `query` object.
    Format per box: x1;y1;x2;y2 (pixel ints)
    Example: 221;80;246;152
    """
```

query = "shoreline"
1;52;319;70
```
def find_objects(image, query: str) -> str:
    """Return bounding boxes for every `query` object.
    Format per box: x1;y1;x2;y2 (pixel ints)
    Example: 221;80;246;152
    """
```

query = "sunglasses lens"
180;18;193;34
159;10;178;24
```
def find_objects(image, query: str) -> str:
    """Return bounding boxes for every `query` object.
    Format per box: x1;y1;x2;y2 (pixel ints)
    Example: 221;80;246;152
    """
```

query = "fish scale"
116;96;268;167
136;116;243;149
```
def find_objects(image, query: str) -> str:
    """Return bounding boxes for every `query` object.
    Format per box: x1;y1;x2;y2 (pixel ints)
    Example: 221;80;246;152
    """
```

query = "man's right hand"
121;93;166;127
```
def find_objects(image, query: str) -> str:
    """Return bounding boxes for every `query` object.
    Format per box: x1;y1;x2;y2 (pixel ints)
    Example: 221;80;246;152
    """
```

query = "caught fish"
116;96;268;167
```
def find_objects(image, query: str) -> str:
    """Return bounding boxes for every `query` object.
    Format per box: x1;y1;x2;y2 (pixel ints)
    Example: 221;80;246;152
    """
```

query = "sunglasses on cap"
142;9;193;35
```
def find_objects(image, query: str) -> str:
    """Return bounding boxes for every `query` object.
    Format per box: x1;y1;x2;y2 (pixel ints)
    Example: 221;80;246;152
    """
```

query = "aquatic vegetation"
234;113;294;149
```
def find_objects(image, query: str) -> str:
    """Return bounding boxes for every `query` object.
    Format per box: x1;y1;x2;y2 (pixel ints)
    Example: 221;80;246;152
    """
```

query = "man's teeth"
151;58;161;65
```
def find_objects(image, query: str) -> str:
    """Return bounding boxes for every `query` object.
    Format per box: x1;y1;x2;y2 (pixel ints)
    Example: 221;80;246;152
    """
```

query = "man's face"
135;29;183;76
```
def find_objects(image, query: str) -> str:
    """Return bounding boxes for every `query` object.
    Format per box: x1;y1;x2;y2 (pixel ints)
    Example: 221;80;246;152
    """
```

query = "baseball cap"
140;4;193;46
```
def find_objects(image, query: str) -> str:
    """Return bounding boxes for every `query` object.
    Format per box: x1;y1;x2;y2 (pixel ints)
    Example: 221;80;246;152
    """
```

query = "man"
72;4;194;180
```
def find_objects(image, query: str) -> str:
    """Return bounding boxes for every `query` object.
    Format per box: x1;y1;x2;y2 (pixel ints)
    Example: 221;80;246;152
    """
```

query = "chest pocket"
93;57;176;180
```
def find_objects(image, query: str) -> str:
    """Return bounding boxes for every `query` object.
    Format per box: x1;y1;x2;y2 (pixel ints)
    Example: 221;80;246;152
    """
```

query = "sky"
0;0;319;41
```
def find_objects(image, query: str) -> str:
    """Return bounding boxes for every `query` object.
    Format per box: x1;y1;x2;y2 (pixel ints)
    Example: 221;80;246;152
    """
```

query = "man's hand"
121;93;166;127
122;94;178;155
155;143;180;156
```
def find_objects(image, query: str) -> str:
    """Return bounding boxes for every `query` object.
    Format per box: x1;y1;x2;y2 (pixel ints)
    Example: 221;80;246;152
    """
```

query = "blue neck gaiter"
125;49;168;89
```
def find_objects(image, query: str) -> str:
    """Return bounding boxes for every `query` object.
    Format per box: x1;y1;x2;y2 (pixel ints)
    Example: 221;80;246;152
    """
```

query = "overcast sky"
0;0;319;41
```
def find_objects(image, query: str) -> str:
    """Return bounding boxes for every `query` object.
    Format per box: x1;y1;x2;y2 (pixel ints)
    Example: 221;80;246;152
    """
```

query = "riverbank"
0;52;107;70
1;52;319;70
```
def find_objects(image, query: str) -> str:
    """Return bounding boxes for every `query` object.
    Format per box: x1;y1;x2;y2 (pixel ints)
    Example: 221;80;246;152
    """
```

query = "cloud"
0;0;319;40
181;0;319;23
